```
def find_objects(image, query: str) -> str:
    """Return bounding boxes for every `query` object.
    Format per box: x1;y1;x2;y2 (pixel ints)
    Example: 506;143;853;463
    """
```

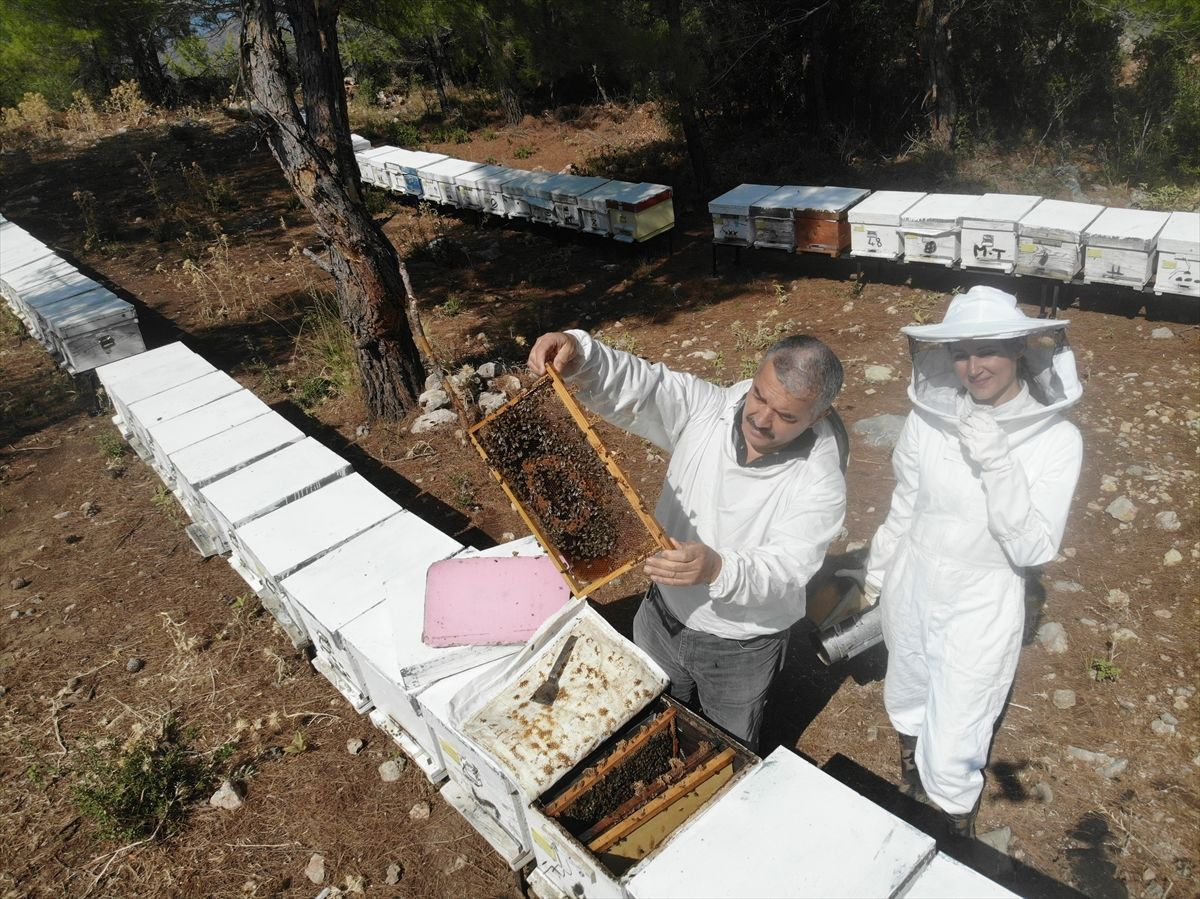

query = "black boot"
898;733;928;803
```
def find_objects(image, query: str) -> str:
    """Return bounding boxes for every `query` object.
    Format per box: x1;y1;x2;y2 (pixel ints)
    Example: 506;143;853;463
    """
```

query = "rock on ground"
304;853;325;885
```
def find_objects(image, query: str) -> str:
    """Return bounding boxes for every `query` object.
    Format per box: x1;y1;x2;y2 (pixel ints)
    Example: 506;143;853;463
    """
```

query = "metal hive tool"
468;365;671;596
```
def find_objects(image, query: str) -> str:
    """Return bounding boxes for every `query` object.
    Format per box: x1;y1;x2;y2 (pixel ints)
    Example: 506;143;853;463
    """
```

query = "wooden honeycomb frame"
468;365;671;597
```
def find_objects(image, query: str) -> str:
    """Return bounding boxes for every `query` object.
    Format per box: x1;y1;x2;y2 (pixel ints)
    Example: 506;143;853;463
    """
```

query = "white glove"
958;411;1011;471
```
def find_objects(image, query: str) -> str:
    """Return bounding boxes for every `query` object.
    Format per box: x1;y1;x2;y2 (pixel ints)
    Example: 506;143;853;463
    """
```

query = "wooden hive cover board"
0;239;56;274
35;288;133;338
149;388;270;456
455;163;512;189
549;175;609;202
128;369;242;430
1158;211;1200;255
169;411;304;488
9;271;104;315
423;555;572;647
750;186;816;217
577;179;629;211
232;472;399;580
1017;198;1104;242
96;343;213;405
1084;207;1170;250
608;182;672;211
847;190;927;226
624;746;936;898
959;193;1043;230
898;853;1018;898
2;257;86;294
449;601;669;800
424;157;484;182
281;510;463;634
901;193;980;230
792;185;871;217
200;436;353;529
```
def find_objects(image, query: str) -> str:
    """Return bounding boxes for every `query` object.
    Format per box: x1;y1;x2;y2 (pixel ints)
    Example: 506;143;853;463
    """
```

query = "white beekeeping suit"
864;286;1083;823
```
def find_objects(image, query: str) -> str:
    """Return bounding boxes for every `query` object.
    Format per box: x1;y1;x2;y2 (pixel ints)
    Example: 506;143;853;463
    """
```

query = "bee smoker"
810;569;884;665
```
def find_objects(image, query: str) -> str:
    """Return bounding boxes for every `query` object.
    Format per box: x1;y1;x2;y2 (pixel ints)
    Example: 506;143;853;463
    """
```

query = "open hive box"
529;694;756;889
468;367;671;596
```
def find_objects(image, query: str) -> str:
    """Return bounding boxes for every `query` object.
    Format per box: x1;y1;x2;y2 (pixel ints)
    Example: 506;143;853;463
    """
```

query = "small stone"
1154;609;1173;619
443;855;467;875
852;414;908;449
1053;689;1077;709
346;738;365;755
1080;618;1099;627
1105;589;1131;610
379;759;404;782
977;826;1011;855
1098;758;1128;779
125;657;144;673
10;576;30;590
1099;474;1119;493
9;610;20;620
1154;510;1181;531
53;510;71;520
476;362;497;379
866;726;878;742
1150;327;1174;339
1111;627;1139;643
863;364;895;383
384;863;404;885
343;874;366;894
1146;884;1165;899
1162;549;1182;567
409;801;431;820
411;409;459;434
1160;712;1178;727
1034;781;1054;803
209;780;244;811
687;349;719;361
1051;579;1084;593
1036;621;1069;654
80;501;99;516
304;853;326;885
418;387;450;411
477;391;507;415
355;425;370;438
1067;746;1106;765
1105;496;1137;522
1143;867;1157;883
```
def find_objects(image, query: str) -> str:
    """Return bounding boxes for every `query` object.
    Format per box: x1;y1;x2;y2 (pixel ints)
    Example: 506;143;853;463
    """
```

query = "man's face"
741;359;826;459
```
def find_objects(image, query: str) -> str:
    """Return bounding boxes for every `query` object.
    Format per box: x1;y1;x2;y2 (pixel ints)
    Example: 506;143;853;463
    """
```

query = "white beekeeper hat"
902;286;1067;342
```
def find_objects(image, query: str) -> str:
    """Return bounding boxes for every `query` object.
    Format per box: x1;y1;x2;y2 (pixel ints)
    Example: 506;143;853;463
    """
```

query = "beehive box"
354;145;401;187
959;193;1043;273
1153;210;1199;298
528;695;757;898
606;183;674;243
36;288;144;374
468;367;671;596
578;181;633;237
1015;199;1105;280
139;386;269;484
523;172;566;226
433;602;670;869
792;186;870;256
6;270;107;344
123;370;245;474
1082;207;1170;288
420;157;485;206
341;540;539;782
349;133;370;153
95;342;215;440
618;746;937;899
279;511;464;711
848;190;927;259
550;175;611;229
900;193;980;266
379;148;447;197
453;163;517;213
898;852;1019;899
499;170;539;219
749;187;815;251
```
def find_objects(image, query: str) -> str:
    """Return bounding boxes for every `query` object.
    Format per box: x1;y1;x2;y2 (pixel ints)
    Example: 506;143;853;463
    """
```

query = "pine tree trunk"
916;0;958;145
663;0;711;196
240;0;426;420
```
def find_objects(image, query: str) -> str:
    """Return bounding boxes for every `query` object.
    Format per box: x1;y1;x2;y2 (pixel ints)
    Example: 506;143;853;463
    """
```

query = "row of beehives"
0;216;145;373
91;340;1016;899
709;185;1200;297
351;136;676;244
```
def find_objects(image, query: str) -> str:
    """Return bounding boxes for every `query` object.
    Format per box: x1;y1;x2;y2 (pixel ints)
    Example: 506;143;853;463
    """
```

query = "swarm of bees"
556;722;675;833
473;379;620;563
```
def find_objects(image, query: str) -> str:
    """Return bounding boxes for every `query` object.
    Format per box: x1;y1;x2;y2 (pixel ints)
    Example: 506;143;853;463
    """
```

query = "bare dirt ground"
1;101;1197;898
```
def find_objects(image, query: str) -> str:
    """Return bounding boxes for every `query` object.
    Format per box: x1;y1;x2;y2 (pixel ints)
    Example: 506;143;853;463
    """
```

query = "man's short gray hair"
762;335;844;412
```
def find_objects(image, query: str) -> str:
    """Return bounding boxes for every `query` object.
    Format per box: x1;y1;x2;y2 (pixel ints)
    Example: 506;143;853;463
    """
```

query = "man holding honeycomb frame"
529;330;847;750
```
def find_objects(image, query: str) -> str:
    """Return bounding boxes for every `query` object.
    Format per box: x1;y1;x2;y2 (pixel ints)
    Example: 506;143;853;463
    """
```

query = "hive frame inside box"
468;366;671;597
527;694;757;899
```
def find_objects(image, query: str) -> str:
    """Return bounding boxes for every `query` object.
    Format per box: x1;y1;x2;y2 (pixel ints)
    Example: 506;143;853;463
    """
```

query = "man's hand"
528;332;580;377
644;539;722;587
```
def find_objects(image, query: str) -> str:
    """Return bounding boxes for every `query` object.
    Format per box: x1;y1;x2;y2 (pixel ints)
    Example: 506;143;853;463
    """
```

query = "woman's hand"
644;539;722;586
527;332;579;376
958;412;1011;471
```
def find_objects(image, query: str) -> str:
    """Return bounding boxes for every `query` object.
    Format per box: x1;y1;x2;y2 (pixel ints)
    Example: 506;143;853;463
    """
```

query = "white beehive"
473;166;521;217
499;170;538;219
959;194;1043;273
354;145;401;187
1;258;98;334
124;370;244;471
611;746;936;899
228;473;399;643
577;181;630;237
147;389;271;485
1083;207;1170;288
279;511;463;710
453;164;515;213
898;852;1019;898
900;193;980;266
420;157;484;206
550;175;610;229
428;602;670;875
35;287;144;373
95;342;214;439
848;190;927;259
168;412;305;548
709;185;782;246
606;183;674;243
1015;199;1105;280
523;172;566;226
1153;210;1199;297
0;233;55;280
749;187;816;251
349;133;370;153
392;149;450;198
791;186;871;256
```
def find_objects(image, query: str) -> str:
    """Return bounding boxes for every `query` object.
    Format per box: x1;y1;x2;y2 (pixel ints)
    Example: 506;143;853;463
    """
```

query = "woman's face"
950;339;1024;406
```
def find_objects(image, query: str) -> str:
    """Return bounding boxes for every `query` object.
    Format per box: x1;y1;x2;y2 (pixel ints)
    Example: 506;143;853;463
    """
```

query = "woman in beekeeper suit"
863;285;1083;838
